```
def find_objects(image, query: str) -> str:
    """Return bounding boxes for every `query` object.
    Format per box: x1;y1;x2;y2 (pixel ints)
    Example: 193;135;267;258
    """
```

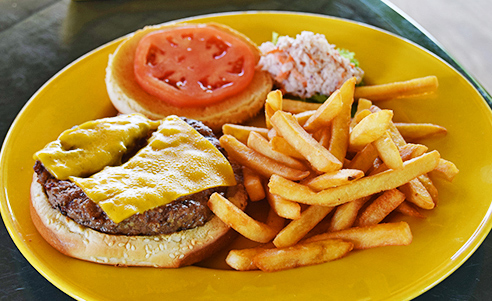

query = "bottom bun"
30;173;248;268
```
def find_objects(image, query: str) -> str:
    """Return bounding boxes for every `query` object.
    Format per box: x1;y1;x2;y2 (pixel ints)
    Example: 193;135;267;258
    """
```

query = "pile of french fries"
208;75;458;272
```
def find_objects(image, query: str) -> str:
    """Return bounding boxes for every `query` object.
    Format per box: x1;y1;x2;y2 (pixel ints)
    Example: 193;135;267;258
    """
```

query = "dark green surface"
1;0;491;300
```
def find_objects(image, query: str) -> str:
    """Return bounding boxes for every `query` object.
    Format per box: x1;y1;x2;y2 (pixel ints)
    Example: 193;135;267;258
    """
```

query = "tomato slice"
134;24;256;107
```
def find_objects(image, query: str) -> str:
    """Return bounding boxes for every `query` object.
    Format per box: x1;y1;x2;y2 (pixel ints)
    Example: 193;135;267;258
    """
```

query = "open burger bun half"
106;22;273;131
30;173;248;268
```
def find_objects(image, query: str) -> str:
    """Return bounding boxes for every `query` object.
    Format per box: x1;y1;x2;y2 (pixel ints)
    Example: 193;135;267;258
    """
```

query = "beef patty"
34;117;239;236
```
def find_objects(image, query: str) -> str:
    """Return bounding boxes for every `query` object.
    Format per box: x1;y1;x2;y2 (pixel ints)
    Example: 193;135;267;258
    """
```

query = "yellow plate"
1;11;492;301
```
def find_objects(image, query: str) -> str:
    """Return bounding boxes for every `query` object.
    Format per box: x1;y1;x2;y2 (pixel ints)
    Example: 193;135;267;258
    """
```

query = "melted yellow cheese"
34;114;159;180
70;115;236;223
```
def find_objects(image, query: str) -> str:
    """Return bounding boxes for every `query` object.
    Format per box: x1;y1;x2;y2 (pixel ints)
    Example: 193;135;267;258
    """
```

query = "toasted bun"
106;22;273;131
30;173;248;268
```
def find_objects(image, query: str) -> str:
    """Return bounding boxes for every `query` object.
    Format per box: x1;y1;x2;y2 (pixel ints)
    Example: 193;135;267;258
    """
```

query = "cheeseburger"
30;114;247;268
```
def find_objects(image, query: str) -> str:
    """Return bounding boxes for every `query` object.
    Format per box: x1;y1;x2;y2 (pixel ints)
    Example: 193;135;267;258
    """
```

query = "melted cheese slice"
34;114;158;180
70;115;236;223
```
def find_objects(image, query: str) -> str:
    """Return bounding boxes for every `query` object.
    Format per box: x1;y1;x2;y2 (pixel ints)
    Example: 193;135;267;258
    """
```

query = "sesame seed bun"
30;173;248;268
105;22;273;131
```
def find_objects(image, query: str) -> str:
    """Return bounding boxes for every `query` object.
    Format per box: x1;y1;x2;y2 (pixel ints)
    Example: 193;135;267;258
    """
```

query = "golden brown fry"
266;206;286;233
303;90;343;132
355;98;373;114
306;221;413;249
350;109;372;130
349;110;394;151
329;196;372;231
294;110;316;126
219;134;310;181
270;111;342;173
226;248;264;271
418;174;438;203
247;131;307;170
317;126;332;149
369;143;428;176
430;158;459;182
398;143;428;160
354;189;406;227
303;169;365;191
268;151;441;206
208;193;277;243
282;98;322;113
373;131;403;170
254;239;353;272
395;201;426;218
394;122;447;141
265;90;283;129
369;105;407;147
269;136;305;160
266;189;302;220
398;178;435;210
242;166;265;202
273;205;334;248
346;143;379;173
354;75;438;101
222;124;269;145
328;77;356;162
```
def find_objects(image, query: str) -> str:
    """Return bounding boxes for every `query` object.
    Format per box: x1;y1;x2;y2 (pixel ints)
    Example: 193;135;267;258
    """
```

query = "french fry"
328;77;356;162
269;136;305;160
294;110;316;126
254;239;353;272
398;178;435;210
242;166;265;202
398;143;428;160
349;110;394;151
394;122;447;141
268;151;440;206
266;189;302;220
282;98;322;113
369;143;428;176
346;143;379;173
317;126;332;149
273;205;334;248
354;75;438;101
306;221;413;249
355;98;373;114
266;207;286;233
208;193;277;243
395;201;426;218
369;105;407;147
329;196;372;231
303;169;365;191
270;111;342;172
350;109;372;129
418;174;439;203
430;158;459;182
247;131;307;170
222;124;269;145
303;89;343;132
265;90;283;129
226;247;264;271
373;131;403;170
219;134;310;181
354;189;406;227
